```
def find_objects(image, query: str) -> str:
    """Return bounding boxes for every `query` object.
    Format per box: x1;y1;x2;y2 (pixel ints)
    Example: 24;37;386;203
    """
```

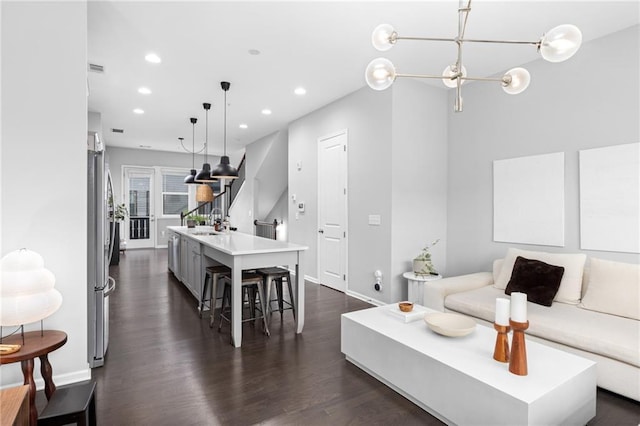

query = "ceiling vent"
88;63;104;73
111;128;124;134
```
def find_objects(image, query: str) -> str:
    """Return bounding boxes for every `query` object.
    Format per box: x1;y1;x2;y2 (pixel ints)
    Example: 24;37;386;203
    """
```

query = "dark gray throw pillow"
505;256;565;307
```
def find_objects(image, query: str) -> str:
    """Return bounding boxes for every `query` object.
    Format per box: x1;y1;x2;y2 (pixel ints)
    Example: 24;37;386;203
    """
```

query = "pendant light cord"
191;121;195;168
204;107;209;163
223;90;227;156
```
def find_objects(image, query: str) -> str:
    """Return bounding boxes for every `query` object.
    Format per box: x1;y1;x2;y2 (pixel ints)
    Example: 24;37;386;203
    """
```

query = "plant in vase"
413;239;439;276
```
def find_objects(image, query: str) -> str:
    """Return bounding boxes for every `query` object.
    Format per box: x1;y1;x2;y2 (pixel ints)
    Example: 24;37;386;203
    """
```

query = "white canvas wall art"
579;143;640;253
493;152;565;246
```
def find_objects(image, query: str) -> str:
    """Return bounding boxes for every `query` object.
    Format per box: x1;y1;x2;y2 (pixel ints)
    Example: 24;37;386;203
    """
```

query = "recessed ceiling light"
239;124;248;129
144;53;161;63
138;87;152;95
248;49;261;56
261;109;272;115
133;108;144;114
294;87;306;95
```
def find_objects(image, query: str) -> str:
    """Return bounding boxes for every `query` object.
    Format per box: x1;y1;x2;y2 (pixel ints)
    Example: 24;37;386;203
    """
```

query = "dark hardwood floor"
84;249;638;425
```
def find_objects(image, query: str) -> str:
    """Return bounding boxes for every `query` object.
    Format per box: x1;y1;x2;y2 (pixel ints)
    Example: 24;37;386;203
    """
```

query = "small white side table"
402;272;442;306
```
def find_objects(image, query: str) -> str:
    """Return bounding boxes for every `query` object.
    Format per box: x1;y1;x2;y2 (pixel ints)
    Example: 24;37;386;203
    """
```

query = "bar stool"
257;267;295;320
217;271;270;336
198;265;231;318
200;265;231;320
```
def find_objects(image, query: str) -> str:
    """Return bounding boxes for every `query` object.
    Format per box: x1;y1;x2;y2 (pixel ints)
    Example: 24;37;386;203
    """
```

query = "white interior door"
124;167;155;249
318;130;348;292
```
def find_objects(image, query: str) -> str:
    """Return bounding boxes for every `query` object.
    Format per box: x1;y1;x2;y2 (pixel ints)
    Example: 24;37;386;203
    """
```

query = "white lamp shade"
0;290;62;326
0;248;45;270
371;23;397;51
0;248;62;326
0;269;55;296
365;57;396;91
540;24;582;63
441;64;467;88
502;67;531;95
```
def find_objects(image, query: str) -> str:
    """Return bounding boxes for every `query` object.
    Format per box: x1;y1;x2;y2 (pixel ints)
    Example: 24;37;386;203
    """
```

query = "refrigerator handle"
104;276;117;296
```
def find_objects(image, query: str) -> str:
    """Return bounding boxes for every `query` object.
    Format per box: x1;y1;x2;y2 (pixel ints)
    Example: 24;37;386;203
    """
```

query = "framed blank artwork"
579;143;639;253
493;152;565;247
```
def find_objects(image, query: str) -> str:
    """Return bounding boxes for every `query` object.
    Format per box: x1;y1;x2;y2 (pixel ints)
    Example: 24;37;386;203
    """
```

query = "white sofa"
423;248;640;402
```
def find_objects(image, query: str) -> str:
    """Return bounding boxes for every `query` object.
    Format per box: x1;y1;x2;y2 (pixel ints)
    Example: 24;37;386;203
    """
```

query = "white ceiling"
88;1;639;155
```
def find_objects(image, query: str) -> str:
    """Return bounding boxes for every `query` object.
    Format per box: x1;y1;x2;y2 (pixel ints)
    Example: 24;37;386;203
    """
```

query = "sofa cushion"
445;285;640;367
505;256;564;307
579;258;640;321
494;248;586;305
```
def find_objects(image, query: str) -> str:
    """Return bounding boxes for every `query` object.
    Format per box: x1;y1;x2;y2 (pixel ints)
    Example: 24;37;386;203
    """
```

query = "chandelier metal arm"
396;72;504;84
461;38;541;46
394;36;540;47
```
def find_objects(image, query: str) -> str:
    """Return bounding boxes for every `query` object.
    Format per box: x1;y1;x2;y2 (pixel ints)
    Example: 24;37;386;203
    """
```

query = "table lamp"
0;248;63;353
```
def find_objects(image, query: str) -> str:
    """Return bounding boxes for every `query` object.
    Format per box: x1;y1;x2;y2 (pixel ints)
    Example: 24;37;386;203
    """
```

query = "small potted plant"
186;214;207;228
413;239;439;276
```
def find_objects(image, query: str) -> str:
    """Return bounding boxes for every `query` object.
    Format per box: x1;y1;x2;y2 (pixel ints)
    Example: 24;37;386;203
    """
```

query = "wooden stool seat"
200;265;231;319
37;380;96;426
257;267;295;320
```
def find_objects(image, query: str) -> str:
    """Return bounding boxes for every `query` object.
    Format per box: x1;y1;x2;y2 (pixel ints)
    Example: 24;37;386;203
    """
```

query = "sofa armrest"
424;272;493;312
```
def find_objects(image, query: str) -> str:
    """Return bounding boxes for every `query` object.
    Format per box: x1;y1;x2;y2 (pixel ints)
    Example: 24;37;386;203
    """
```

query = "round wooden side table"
0;330;67;426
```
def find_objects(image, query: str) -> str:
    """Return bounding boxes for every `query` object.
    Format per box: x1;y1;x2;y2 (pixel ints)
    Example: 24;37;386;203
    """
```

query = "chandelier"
365;0;582;112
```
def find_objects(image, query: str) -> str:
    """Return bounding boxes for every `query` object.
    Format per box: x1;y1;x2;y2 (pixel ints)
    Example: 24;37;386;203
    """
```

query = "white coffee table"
341;305;596;425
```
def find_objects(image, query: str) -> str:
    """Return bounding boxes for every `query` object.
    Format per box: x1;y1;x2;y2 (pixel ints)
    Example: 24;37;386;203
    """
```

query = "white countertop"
167;226;308;255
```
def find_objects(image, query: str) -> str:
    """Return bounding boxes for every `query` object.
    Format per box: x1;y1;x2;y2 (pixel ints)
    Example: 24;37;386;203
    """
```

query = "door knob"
318;229;324;234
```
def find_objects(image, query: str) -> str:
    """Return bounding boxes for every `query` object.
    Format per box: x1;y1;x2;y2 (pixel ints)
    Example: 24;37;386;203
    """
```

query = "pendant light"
195;184;214;202
195;103;217;183
211;81;238;180
183;118;198;184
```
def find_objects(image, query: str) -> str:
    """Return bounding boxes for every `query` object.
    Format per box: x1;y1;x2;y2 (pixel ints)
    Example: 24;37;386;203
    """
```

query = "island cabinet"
172;232;202;302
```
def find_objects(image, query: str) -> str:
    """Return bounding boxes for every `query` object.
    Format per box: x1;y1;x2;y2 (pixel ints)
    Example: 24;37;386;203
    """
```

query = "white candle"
511;292;528;322
495;298;510;326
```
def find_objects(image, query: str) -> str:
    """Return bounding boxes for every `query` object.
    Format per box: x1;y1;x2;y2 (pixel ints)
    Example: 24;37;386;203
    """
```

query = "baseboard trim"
346;290;384;306
0;368;91;391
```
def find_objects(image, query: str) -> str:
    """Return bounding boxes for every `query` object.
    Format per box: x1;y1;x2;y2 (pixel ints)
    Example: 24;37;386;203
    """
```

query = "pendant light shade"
184;118;198;184
212;81;238;180
196;184;214;202
195;103;218;183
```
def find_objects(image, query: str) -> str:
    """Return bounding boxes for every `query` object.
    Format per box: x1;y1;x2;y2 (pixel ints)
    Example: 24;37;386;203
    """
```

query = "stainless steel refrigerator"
87;131;116;368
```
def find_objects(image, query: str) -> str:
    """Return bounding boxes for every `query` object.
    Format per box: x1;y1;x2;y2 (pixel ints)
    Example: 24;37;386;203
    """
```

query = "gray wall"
446;25;640;275
1;1;90;387
288;80;449;303
106;146;218;246
391;80;448;300
289;87;393;299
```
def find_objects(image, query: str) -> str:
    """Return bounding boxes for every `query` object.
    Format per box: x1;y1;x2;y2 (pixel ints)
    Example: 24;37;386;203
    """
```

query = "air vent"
111;128;124;134
88;63;104;73
139;145;152;149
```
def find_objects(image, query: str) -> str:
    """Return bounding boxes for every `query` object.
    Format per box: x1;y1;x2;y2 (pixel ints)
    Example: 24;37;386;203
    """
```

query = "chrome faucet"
209;208;223;225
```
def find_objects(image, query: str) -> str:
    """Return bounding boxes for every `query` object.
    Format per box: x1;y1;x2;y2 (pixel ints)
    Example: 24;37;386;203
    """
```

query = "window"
162;172;188;216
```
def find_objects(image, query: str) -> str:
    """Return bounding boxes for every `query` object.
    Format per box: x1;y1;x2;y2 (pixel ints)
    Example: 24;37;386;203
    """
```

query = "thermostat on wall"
298;202;305;213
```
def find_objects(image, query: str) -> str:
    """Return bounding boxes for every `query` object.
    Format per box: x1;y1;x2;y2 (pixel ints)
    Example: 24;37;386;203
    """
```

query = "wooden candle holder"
509;319;529;376
493;323;510;363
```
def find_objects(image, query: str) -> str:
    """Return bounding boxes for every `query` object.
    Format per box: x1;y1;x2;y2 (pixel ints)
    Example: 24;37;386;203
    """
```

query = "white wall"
1;1;90;387
446;25;640;275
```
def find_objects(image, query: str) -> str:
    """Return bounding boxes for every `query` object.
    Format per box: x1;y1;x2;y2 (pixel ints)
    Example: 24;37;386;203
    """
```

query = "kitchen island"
167;226;308;347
